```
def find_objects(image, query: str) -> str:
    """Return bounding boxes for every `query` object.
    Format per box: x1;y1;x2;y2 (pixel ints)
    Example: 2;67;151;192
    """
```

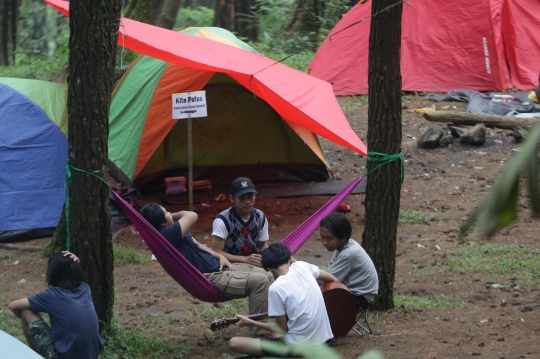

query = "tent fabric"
112;176;363;302
108;28;332;186
0;79;67;242
308;0;540;96
45;0;367;163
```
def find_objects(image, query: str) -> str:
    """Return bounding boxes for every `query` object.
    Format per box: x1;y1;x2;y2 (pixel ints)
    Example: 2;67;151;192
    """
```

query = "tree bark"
213;0;231;29
124;0;162;24
155;0;182;30
423;111;539;130
65;0;122;333
0;0;20;66
361;0;403;311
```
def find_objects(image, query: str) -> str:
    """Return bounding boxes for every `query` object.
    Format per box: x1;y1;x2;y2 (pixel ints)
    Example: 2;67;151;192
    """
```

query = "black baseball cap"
231;177;257;197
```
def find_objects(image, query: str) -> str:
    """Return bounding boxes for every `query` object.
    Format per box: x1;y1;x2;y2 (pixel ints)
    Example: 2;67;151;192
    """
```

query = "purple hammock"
113;176;363;303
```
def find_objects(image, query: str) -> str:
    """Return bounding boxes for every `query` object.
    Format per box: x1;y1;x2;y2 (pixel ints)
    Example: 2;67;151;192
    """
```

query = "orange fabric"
135;66;214;178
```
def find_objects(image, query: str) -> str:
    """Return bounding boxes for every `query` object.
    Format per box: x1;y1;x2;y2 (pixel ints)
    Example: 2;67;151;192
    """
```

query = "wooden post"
188;115;193;211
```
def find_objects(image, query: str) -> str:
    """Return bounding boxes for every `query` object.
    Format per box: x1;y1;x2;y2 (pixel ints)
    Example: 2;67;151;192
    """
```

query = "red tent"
45;0;367;156
308;0;540;96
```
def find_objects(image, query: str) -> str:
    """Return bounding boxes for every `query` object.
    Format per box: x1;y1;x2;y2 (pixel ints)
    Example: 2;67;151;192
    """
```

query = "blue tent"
0;78;68;242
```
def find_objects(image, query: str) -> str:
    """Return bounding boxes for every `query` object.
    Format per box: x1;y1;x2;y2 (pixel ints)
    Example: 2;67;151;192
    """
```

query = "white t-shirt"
268;261;333;345
212;217;269;242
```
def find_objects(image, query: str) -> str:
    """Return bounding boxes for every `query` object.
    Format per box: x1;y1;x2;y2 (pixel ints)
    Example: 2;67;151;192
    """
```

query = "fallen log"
0;243;43;252
422;111;539;130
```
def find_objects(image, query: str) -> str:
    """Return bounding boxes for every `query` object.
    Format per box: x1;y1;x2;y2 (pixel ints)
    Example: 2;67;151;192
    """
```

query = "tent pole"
188;116;193;211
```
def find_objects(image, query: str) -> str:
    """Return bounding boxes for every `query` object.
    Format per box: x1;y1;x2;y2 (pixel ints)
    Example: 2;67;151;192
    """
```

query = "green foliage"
461;122;540;237
399;209;439;224
100;319;190;359
173;6;214;30
189;298;249;322
0;309;25;342
395;294;464;310
446;242;540;286
250;44;314;71
114;245;150;266
0;2;69;81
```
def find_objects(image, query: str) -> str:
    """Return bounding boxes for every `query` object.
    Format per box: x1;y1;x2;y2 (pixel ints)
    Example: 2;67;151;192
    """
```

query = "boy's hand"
244;253;262;266
219;256;234;271
62;251;80;263
235;314;252;327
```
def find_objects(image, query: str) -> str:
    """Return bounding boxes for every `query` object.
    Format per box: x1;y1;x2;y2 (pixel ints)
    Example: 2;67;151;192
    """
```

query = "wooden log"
422;111;539;130
0;243;43;252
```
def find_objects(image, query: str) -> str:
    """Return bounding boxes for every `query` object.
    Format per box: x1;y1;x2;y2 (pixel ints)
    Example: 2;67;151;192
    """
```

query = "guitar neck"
210;312;268;331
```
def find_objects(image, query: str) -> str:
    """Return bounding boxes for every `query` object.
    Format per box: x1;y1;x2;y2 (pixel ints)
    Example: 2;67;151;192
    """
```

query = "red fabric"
308;0;540;95
45;0;367;156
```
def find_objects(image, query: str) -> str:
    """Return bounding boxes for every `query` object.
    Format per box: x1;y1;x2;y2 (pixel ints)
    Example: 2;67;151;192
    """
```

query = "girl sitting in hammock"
140;203;273;337
319;213;378;311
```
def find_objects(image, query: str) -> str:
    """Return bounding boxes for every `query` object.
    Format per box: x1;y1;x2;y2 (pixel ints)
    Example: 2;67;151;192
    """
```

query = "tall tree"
213;0;259;41
361;0;403;310
124;0;162;24
155;0;183;30
0;0;20;66
67;0;122;332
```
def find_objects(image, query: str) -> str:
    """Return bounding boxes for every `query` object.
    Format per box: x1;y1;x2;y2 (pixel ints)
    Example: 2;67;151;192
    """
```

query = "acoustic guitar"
210;312;268;331
210;282;357;337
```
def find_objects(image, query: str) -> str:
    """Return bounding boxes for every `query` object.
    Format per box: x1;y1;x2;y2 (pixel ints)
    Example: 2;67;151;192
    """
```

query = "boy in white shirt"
229;243;337;358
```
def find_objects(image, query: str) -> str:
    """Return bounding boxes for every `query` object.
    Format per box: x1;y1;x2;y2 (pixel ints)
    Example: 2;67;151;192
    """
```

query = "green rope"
65;161;110;251
364;151;404;185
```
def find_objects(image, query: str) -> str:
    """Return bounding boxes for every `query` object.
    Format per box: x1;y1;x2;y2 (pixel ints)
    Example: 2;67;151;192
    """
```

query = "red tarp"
308;0;540;96
45;0;367;155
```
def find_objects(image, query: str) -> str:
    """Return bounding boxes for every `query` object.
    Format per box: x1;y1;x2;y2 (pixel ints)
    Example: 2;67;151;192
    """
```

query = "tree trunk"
0;0;19;66
155;0;182;30
235;0;258;41
66;0;122;333
361;0;403;311
213;0;231;29
124;0;162;24
423;111;539;130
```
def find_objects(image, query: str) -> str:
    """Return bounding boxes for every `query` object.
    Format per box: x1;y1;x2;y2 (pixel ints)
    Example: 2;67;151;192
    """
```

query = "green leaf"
527;140;540;216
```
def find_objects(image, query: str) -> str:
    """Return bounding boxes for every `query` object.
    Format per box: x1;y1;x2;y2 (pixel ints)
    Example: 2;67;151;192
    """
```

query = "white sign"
172;91;208;119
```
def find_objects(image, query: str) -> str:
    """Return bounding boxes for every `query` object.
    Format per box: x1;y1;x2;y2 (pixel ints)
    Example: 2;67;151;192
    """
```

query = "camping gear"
0;78;68;243
112;176;363;302
308;0;540;95
0;330;43;359
45;0;367;189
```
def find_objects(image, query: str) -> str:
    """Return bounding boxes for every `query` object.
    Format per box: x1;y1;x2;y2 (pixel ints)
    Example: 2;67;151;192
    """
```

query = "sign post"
172;90;208;211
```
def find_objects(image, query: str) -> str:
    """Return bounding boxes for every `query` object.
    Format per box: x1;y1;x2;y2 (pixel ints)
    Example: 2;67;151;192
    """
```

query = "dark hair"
319;213;352;241
140;202;166;230
46;252;86;291
262;243;291;271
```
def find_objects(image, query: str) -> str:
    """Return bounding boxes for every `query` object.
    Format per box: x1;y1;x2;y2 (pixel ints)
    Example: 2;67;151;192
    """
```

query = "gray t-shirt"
327;239;379;302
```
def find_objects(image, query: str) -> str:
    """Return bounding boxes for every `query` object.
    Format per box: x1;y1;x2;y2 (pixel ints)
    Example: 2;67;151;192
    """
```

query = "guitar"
210;282;357;337
210;312;268;331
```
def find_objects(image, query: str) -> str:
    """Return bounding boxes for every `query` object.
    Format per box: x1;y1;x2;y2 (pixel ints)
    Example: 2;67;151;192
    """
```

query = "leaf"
461;122;540;238
527;140;540;216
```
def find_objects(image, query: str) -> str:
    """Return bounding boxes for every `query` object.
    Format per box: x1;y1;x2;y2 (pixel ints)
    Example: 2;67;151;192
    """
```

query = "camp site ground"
2;94;540;359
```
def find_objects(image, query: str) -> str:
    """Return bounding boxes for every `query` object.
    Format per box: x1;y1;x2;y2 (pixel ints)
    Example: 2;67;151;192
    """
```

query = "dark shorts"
260;337;333;358
354;295;369;311
28;318;58;359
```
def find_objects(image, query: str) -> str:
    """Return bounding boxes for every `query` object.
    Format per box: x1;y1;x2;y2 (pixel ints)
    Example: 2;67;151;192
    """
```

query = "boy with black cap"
212;177;269;266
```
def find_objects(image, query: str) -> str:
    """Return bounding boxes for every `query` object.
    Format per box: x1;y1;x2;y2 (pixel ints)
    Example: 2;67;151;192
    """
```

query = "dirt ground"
2;94;540;359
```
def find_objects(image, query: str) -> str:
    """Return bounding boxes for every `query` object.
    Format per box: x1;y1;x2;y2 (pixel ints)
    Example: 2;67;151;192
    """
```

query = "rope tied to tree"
364;151;404;185
65;160;110;251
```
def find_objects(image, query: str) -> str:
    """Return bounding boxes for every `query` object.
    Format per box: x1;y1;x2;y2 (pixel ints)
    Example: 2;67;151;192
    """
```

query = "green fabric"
0;77;68;137
181;27;258;53
139;82;323;177
108;57;168;180
366;151;404;185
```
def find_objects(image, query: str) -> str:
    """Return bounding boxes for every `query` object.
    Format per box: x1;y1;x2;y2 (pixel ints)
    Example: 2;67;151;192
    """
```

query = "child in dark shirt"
8;251;104;359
